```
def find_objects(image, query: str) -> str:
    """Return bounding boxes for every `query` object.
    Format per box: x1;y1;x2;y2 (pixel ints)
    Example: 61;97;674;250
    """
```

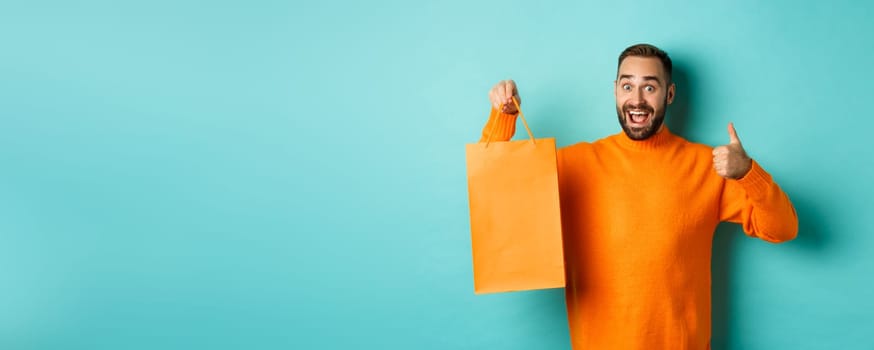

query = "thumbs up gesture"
712;123;753;180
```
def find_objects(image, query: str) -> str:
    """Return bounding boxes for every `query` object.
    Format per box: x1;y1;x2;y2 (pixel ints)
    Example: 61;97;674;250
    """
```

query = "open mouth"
626;109;652;127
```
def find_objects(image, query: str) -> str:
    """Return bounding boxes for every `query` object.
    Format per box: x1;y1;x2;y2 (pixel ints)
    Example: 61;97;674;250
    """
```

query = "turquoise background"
1;1;871;349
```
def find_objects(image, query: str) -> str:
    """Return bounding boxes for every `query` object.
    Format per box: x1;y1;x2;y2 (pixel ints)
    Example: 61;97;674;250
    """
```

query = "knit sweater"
480;107;798;349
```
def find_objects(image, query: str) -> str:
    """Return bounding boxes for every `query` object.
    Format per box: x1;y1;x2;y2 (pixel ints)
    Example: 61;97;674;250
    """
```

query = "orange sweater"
481;108;798;349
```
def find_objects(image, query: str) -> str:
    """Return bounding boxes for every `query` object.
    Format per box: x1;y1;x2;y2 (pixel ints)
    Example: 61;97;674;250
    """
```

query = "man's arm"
479;108;519;142
719;161;799;242
714;123;798;242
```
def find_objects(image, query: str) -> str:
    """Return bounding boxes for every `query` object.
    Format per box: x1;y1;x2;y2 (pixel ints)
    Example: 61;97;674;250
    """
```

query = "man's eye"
623;84;632;91
644;86;655;92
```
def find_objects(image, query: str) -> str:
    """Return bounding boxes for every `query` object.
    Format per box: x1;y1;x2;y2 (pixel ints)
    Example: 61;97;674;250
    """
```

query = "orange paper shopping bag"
465;98;565;294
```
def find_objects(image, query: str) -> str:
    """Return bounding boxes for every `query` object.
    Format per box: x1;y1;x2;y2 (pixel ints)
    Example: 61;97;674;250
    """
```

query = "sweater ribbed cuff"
735;160;773;201
481;107;519;142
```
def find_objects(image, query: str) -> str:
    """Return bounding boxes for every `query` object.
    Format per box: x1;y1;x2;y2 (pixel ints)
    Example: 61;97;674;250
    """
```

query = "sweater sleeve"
718;160;799;243
478;107;519;142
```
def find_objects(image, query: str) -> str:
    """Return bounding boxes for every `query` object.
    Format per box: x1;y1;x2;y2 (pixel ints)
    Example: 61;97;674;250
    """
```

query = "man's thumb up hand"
712;122;753;180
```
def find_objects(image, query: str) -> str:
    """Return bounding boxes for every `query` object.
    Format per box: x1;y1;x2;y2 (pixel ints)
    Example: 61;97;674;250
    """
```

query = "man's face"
614;56;676;140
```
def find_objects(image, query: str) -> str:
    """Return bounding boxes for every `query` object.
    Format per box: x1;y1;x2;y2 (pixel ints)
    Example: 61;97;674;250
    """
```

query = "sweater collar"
614;125;677;151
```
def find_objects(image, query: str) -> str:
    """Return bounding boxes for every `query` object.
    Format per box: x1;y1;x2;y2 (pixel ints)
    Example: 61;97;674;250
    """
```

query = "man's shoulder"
559;137;607;153
559;133;633;160
676;137;714;154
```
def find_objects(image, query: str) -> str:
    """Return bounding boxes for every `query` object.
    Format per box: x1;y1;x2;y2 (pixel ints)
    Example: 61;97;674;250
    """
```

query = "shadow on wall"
516;288;572;347
665;59;696;138
710;223;741;350
711;190;826;349
669;58;828;349
783;189;829;252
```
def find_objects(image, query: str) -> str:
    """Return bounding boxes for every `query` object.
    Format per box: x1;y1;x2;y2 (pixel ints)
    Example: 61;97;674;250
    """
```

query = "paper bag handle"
485;96;536;147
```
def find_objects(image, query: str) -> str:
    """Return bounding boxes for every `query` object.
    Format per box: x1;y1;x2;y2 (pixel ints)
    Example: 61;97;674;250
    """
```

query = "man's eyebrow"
618;75;662;84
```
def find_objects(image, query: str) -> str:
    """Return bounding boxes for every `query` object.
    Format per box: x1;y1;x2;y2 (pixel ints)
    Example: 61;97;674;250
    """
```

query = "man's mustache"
623;103;654;113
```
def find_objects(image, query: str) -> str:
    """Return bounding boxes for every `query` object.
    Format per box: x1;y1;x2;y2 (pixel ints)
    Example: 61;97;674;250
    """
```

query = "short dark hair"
618;43;673;84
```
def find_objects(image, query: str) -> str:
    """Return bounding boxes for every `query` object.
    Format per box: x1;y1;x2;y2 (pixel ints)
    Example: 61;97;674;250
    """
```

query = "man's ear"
613;80;618;98
667;82;676;105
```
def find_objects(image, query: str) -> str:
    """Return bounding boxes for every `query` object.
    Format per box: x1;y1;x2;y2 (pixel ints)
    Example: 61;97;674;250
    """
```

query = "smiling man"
480;44;798;349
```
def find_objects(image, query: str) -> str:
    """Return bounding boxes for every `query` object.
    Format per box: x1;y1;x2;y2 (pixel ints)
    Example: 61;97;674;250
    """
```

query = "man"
480;44;797;349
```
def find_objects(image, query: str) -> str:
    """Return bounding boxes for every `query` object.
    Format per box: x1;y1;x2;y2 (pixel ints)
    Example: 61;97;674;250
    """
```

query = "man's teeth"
629;110;649;123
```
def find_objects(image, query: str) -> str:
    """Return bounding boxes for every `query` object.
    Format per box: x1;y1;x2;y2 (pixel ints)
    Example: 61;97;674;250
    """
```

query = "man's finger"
728;122;741;145
503;82;514;102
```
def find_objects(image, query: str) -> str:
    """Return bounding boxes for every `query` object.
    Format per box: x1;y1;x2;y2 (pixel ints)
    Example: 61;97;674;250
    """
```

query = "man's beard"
616;98;667;141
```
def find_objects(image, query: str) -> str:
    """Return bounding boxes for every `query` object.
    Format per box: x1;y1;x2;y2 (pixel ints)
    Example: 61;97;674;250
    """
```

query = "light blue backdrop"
1;1;871;349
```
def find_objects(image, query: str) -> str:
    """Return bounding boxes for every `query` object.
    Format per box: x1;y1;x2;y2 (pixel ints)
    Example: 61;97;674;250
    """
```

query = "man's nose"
629;87;645;104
